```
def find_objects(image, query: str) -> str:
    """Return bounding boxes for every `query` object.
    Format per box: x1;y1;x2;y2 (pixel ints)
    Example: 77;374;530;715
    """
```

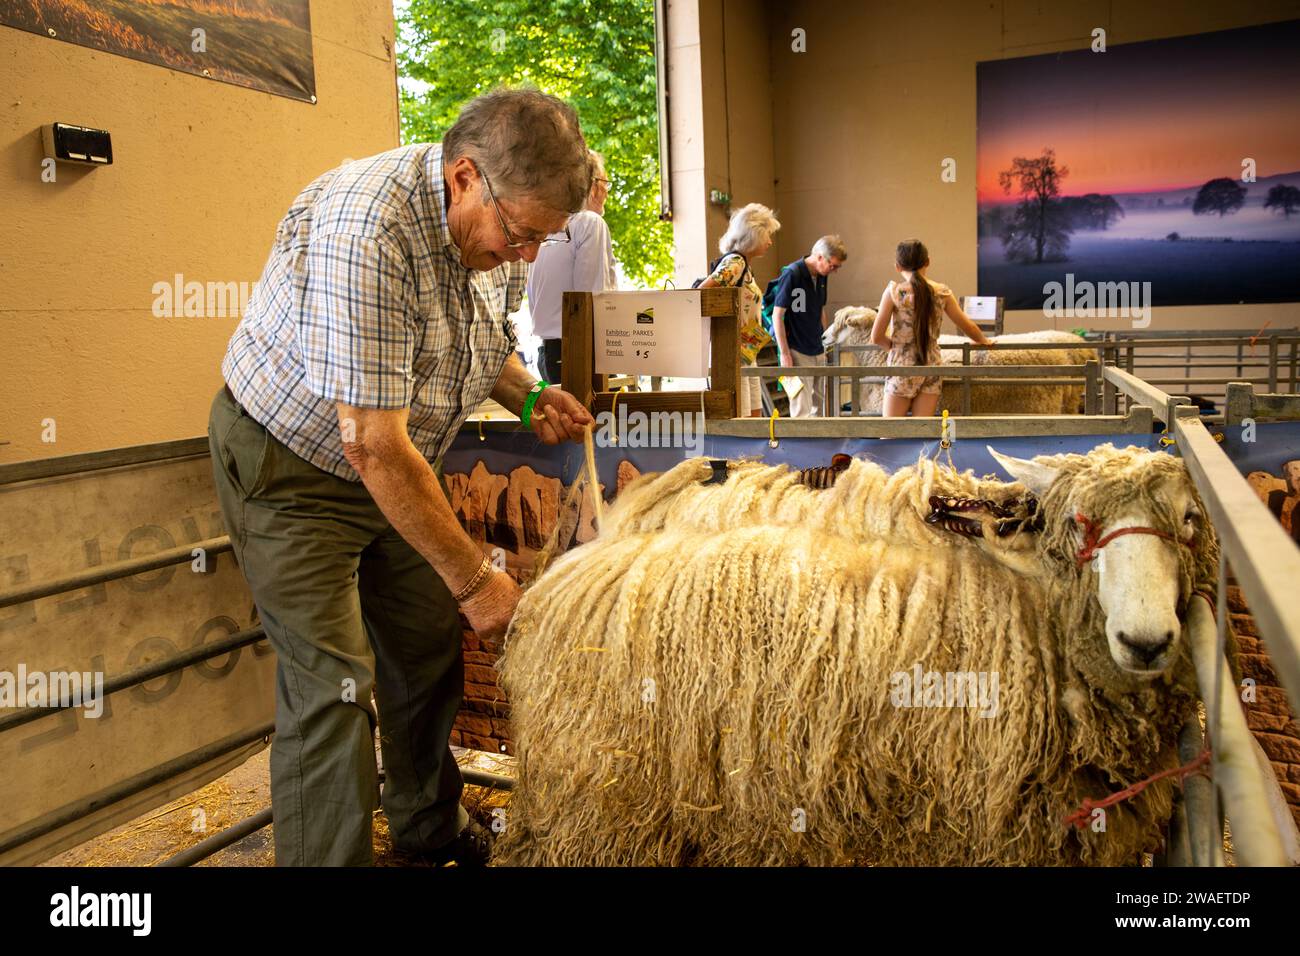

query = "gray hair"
442;88;591;214
719;202;781;257
812;234;847;261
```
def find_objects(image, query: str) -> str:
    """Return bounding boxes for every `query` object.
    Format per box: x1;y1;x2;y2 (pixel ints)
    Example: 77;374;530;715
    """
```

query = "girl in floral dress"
870;238;991;417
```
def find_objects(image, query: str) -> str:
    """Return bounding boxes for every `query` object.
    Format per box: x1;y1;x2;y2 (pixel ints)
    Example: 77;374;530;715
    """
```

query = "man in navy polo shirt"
771;235;847;417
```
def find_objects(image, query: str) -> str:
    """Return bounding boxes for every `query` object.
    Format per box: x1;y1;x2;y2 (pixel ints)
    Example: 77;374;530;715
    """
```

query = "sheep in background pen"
823;306;1098;415
493;445;1225;866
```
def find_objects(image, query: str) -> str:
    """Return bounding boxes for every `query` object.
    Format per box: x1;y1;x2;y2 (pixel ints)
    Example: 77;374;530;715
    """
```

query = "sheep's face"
989;445;1208;678
822;306;877;350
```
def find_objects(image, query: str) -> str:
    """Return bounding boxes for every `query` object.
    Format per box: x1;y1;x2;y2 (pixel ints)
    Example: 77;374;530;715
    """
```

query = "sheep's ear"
987;446;1060;496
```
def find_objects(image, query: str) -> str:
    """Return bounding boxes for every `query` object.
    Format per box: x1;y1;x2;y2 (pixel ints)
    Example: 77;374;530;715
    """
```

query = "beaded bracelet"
452;556;494;603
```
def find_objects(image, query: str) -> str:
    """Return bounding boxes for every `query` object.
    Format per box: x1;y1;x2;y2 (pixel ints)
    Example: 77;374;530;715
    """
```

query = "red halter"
1073;512;1193;568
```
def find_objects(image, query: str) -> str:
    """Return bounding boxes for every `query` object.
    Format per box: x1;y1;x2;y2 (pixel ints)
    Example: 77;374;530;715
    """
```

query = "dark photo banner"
0;0;316;103
976;19;1300;309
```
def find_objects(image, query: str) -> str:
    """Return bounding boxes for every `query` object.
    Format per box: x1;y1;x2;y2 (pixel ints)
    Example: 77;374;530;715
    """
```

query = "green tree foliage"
396;0;673;287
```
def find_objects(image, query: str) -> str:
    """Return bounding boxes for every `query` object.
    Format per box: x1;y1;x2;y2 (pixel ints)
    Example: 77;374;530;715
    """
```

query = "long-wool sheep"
823;306;1098;415
493;445;1221;866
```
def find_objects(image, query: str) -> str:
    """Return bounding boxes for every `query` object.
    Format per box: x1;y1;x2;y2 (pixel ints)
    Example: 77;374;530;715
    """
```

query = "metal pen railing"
1092;330;1300;403
1224;381;1300;427
822;332;1299;419
1096;369;1300;865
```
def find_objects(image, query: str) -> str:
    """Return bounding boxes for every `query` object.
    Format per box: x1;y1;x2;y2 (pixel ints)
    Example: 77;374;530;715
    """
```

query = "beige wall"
687;0;1300;334
0;0;399;463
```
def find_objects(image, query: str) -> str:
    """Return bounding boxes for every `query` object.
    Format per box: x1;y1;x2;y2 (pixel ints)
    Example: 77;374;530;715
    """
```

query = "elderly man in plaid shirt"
209;89;594;866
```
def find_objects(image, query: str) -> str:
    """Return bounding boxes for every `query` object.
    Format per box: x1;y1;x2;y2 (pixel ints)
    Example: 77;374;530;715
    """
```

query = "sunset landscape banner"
0;0;315;103
977;20;1300;309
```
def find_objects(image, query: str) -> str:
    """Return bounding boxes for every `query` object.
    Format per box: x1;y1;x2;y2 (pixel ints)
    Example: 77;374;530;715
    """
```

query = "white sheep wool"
494;446;1225;866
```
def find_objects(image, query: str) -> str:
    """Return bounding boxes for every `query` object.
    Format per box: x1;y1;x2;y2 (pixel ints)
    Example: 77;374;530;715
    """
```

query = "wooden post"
1103;376;1118;416
1225;381;1253;427
705;287;741;419
829;343;840;418
960;344;972;415
561;291;607;406
1083;361;1099;415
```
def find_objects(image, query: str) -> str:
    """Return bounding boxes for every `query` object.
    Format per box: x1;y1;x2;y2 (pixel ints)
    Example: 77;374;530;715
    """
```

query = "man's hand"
459;569;523;643
336;403;524;638
491;352;593;443
531;386;593;444
778;350;794;369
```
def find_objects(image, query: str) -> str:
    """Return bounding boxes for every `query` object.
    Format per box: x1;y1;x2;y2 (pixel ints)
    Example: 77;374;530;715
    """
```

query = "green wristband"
521;380;550;428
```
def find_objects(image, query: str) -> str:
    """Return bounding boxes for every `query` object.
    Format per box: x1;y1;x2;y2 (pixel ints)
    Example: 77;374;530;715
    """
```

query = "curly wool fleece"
493;445;1222;866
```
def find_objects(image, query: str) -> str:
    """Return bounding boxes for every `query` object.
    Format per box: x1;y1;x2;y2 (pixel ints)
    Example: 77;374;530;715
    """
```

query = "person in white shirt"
526;150;617;383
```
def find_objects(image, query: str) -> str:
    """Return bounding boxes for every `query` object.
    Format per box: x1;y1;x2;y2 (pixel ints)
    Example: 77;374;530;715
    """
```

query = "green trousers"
208;386;468;866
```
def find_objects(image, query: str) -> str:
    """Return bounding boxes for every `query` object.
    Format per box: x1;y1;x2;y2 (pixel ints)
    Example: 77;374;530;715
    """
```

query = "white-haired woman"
697;203;780;417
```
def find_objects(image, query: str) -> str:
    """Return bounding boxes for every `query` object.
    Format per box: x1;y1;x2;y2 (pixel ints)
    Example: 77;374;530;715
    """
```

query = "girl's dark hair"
896;239;934;365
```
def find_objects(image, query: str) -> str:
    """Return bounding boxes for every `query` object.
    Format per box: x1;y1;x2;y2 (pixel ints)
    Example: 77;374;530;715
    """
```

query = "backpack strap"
712;251;750;286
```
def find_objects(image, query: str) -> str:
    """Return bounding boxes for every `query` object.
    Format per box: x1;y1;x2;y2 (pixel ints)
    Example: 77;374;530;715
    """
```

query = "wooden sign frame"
561;288;741;419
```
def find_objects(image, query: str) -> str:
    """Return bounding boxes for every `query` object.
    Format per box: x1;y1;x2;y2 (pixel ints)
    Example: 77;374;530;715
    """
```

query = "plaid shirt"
223;143;526;481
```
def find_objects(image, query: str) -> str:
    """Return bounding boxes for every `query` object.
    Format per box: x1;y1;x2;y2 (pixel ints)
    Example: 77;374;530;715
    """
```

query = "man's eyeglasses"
479;168;571;248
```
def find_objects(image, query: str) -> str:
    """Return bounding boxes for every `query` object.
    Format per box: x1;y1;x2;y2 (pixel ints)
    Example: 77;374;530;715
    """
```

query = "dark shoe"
420;820;493;868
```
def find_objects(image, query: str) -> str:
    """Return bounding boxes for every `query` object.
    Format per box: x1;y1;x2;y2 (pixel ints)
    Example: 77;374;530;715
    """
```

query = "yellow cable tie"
768;408;779;448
